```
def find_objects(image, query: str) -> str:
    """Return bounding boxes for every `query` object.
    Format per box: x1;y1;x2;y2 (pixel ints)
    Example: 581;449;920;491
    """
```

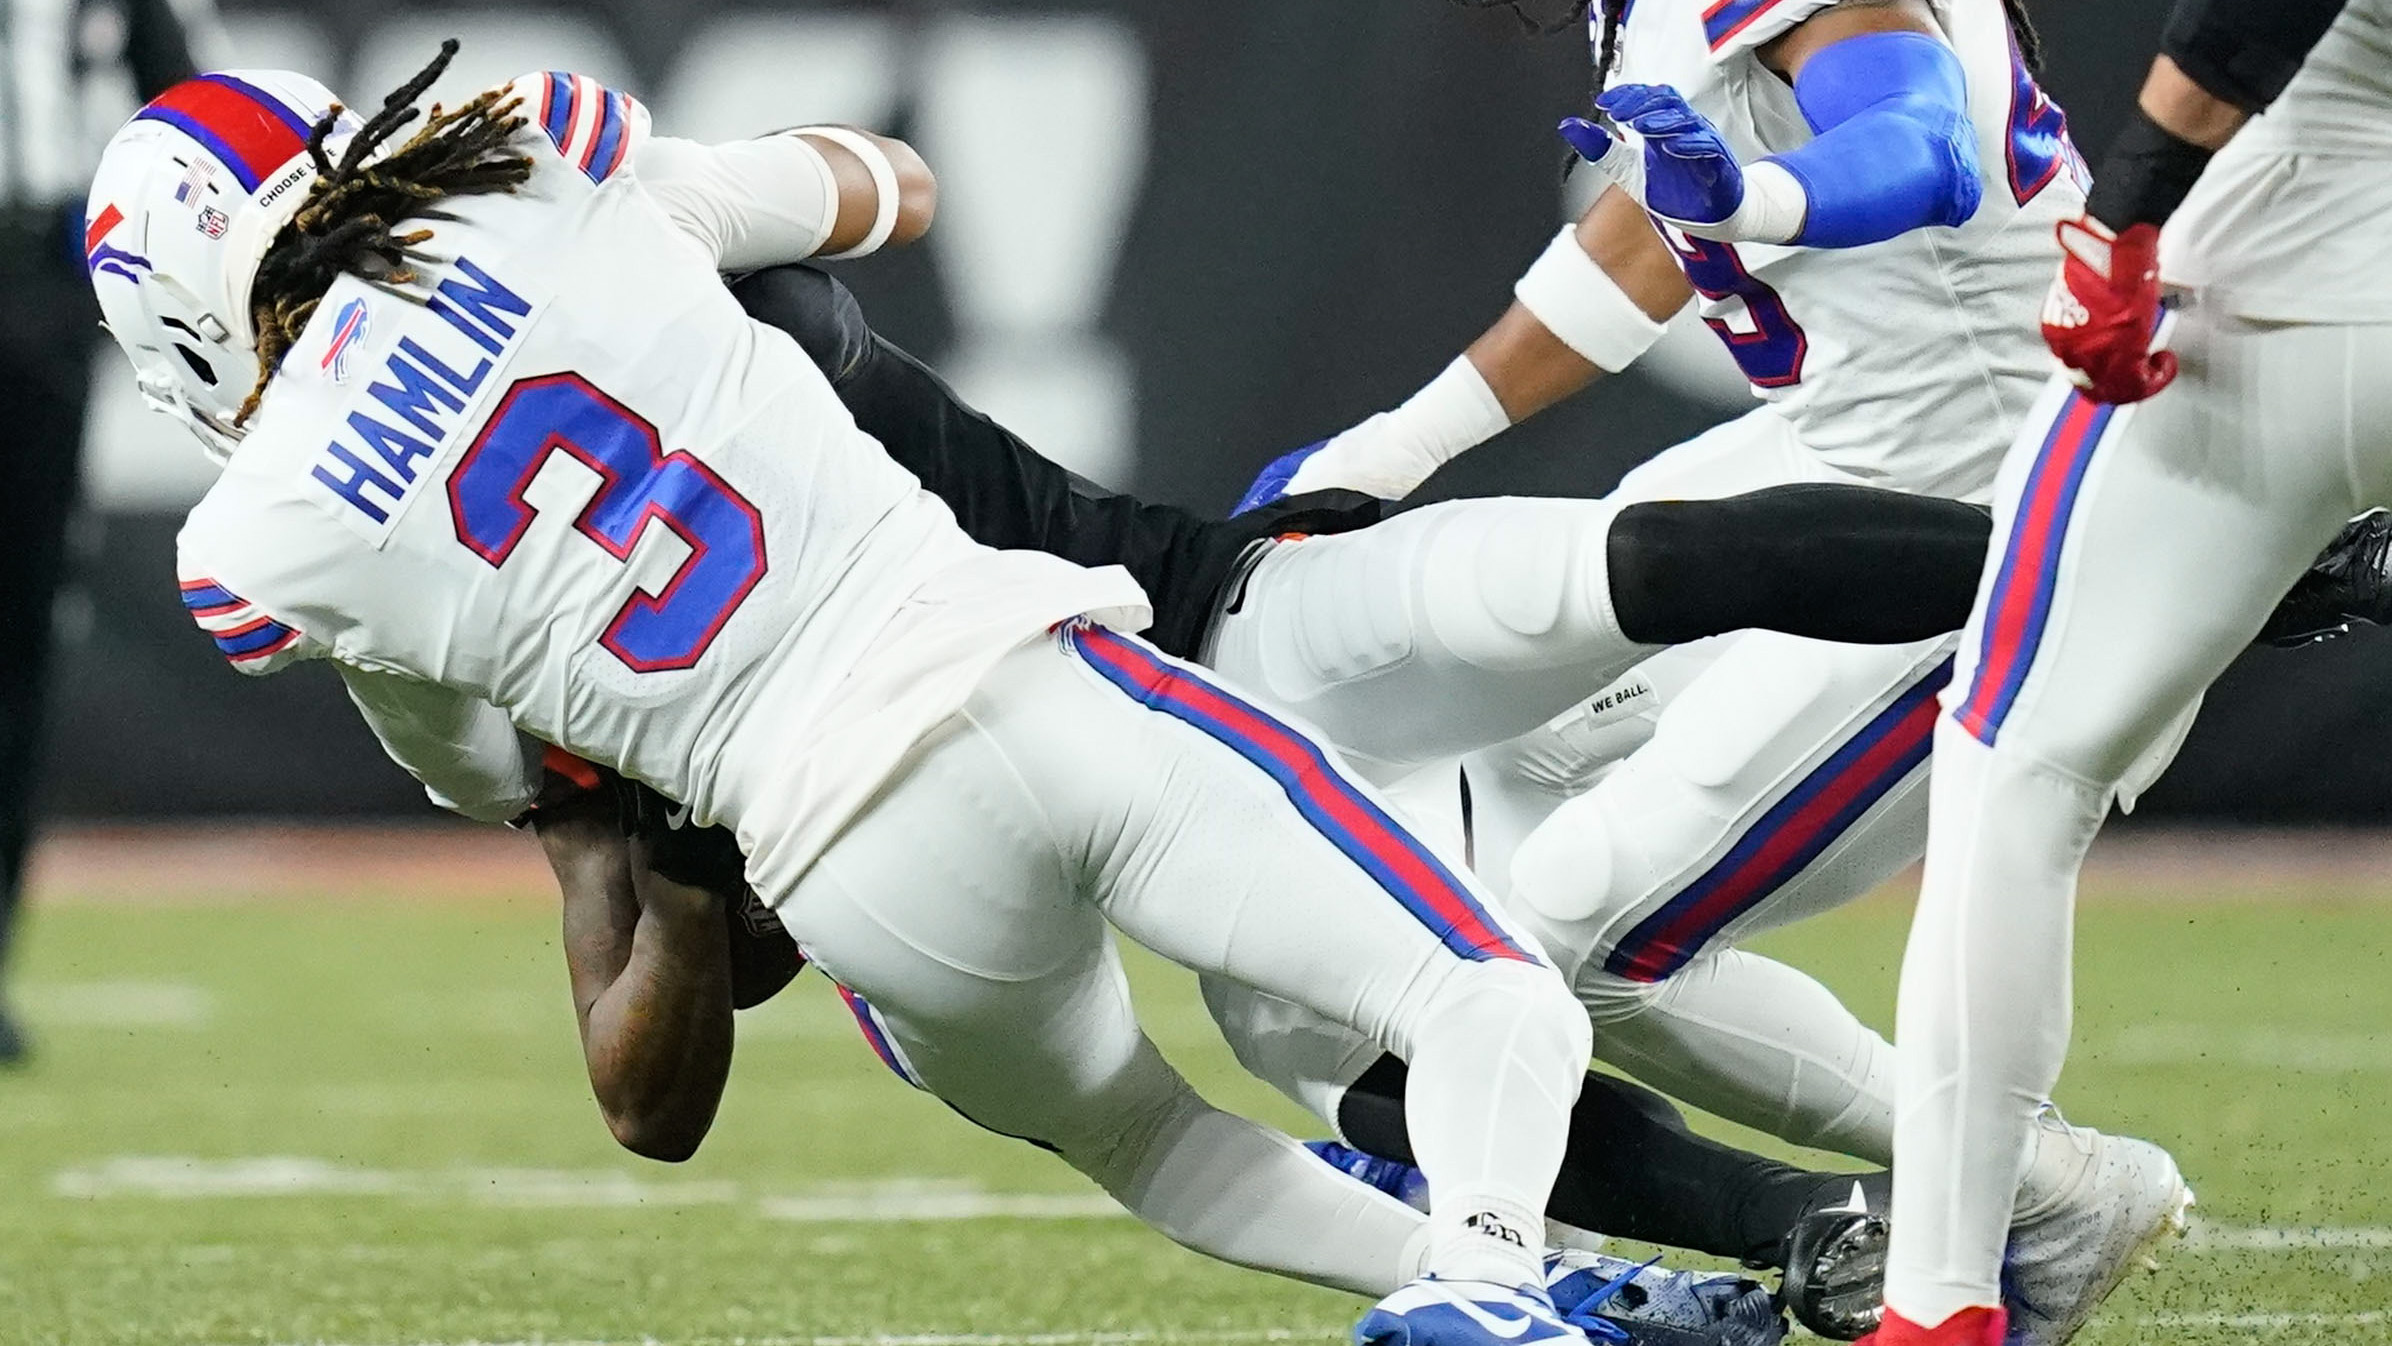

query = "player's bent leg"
1505;632;1952;1163
778;717;1429;1296
1025;625;1592;1294
1888;320;2392;1338
1462;642;1726;885
1206;496;1658;781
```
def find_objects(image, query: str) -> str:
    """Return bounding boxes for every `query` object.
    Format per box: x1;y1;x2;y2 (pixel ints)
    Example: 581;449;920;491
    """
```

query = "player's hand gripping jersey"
172;73;1144;893
1610;0;2088;499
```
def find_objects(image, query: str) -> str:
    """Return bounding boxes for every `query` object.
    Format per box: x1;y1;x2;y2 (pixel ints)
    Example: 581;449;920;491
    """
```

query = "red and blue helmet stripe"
135;74;316;193
1064;624;1535;965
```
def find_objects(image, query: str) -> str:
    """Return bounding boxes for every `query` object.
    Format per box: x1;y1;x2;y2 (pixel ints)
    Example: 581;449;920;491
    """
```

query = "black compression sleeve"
1337;1055;1888;1265
1606;485;1992;647
2162;0;2348;113
731;265;1230;658
2084;111;2216;232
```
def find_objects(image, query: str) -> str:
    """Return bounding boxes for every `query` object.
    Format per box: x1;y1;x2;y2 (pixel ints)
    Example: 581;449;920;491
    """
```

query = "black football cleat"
2261;510;2392;648
1777;1207;1887;1342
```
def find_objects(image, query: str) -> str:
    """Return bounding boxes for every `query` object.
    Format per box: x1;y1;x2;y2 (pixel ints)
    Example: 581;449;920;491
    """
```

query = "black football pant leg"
1608;485;1994;647
0;231;98;993
1338;1052;1888;1267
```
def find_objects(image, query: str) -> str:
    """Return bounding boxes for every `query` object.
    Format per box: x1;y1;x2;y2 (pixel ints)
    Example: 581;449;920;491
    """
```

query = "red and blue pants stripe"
1603;657;1953;983
1956;392;2118;746
1063;623;1537;966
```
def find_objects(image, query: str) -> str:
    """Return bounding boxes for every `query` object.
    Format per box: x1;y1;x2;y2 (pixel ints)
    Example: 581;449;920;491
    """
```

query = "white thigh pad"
1415;499;1614;672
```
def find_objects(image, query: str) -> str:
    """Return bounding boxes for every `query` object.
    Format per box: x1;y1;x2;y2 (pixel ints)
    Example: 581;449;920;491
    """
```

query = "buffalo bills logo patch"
320;297;370;382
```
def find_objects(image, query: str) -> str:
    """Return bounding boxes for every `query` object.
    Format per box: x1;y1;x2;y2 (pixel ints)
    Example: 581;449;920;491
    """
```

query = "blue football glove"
1561;85;1808;244
1233;439;1327;516
1561;85;1746;228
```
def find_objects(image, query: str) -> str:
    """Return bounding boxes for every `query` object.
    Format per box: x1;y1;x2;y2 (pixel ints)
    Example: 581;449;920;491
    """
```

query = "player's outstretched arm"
1239;186;1689;509
1561;0;1983;249
543;806;736;1164
639;125;936;272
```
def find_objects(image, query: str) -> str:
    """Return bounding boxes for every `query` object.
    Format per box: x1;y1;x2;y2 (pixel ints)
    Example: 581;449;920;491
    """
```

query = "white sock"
1886;722;2102;1324
1396;959;1589;1289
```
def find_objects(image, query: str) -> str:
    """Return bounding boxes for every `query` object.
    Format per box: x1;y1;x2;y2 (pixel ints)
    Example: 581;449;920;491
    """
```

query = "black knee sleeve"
1608;484;1994;647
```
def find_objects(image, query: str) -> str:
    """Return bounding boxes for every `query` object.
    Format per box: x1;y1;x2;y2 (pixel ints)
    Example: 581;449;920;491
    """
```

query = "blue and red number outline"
447;372;767;674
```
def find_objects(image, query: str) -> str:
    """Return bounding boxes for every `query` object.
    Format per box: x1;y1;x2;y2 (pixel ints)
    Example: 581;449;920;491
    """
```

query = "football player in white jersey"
1881;1;2389;1342
1228;6;2187;1340
84;47;1625;1346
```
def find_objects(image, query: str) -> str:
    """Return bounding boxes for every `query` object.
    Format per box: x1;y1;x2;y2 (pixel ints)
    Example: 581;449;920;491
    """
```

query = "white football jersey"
1608;0;2088;501
2161;0;2392;322
174;73;1146;897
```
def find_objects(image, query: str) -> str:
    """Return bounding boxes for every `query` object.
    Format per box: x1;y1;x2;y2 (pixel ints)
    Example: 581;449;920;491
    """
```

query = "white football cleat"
1999;1108;2194;1345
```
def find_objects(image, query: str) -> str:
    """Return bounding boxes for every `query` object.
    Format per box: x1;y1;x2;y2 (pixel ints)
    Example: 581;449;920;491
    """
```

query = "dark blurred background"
44;0;2392;822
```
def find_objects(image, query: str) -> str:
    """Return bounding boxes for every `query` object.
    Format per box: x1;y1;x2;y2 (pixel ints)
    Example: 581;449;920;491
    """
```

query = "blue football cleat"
1233;439;1328;515
1545;1249;1788;1346
1306;1140;1431;1212
1357;1278;1608;1346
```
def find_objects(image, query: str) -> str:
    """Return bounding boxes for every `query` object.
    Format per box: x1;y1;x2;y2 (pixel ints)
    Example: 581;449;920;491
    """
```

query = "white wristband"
1287;356;1510;500
794;125;903;259
1673;159;1808;246
1513;226;1669;374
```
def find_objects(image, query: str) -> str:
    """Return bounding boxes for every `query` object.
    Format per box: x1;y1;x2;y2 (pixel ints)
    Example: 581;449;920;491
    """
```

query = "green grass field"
3;861;2390;1345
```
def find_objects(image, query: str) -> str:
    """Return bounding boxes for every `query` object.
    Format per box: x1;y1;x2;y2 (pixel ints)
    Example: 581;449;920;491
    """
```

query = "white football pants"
777;626;1589;1296
1206;494;1658;783
1887;312;2392;1324
1200;414;1943;1164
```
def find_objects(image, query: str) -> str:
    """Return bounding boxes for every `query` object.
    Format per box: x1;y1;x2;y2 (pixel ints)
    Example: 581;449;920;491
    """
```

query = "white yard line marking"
55;1162;1117;1219
19;980;213;1028
2138;1311;2392;1330
2091;1024;2392;1072
757;1190;1126;1222
54;1157;412;1199
2187;1223;2392;1251
250;1332;1347;1346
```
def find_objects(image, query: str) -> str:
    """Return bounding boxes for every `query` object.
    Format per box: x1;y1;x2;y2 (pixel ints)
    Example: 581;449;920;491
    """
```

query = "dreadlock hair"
2002;0;2043;72
1447;0;1591;35
236;39;534;427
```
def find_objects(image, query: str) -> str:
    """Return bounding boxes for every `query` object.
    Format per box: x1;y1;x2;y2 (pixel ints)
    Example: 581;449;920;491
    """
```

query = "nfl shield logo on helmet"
320;297;370;382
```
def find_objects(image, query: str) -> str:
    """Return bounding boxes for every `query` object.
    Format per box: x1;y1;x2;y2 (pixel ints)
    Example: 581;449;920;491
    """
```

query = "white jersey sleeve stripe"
566;74;603;167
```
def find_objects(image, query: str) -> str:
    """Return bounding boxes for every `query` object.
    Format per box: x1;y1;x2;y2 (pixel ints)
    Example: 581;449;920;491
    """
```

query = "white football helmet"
84;71;360;461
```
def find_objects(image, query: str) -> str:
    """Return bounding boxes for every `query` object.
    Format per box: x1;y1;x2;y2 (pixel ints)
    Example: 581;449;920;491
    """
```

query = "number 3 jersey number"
1657;224;1809;389
448;373;767;673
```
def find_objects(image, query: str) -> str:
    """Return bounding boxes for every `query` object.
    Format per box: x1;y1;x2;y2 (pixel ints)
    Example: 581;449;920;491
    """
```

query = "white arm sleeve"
339;665;537;824
636;132;844;271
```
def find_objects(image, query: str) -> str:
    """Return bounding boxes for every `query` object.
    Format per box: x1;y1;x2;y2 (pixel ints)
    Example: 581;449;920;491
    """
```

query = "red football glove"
2040;217;2177;405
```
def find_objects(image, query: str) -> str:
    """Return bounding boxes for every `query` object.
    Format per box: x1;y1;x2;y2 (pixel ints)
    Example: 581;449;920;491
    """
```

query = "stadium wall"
50;0;2392;823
